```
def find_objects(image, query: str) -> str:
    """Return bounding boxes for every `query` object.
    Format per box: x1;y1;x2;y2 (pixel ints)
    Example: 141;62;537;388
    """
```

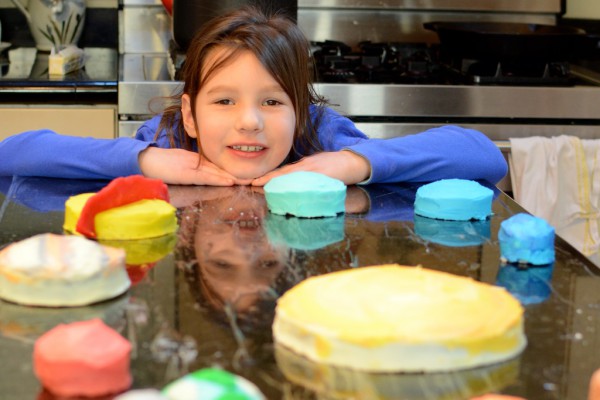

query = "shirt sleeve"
315;107;508;185
0;129;153;180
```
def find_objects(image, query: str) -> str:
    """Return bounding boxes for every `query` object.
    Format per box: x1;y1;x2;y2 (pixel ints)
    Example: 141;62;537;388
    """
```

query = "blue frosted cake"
264;171;346;218
498;213;555;265
414;179;493;221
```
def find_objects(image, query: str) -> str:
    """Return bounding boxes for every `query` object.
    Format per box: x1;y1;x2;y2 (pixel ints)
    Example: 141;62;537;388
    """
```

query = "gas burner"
311;40;441;84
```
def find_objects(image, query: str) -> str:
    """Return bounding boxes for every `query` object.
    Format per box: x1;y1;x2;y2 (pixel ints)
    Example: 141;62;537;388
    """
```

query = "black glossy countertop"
1;176;599;400
0;47;118;94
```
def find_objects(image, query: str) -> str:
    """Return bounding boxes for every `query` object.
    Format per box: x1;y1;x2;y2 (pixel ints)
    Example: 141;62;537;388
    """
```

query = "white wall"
564;0;600;19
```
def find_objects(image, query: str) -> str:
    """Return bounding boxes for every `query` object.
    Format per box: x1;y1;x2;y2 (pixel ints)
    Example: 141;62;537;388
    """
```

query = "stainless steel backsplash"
120;0;562;53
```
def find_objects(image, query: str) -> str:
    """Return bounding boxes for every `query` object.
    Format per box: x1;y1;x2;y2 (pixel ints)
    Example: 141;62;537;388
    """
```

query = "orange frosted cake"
273;264;526;372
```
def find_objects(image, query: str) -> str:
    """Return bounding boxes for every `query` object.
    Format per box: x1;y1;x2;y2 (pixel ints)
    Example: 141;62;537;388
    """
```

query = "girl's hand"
251;150;371;186
139;147;249;186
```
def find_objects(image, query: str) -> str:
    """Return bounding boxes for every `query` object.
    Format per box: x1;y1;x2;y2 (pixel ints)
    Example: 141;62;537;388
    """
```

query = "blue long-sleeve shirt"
0;106;507;184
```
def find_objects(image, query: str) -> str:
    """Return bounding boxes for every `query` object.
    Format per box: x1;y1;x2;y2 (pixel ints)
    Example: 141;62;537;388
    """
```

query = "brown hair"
157;6;326;160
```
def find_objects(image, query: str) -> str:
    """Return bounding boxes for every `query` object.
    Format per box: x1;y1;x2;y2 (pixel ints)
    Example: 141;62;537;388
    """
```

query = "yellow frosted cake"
64;193;178;240
273;265;526;372
0;233;130;307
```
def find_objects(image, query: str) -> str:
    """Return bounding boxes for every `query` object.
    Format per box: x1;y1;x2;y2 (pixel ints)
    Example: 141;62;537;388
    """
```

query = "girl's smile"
181;47;296;180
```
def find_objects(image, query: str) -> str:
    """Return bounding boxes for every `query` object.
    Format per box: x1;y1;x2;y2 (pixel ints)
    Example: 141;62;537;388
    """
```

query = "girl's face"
182;47;296;180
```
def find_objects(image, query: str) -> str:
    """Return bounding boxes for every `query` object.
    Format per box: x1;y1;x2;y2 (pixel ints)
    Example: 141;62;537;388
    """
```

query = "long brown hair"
157;6;326;160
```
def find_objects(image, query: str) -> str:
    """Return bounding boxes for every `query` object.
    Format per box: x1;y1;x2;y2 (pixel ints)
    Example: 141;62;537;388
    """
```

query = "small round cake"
498;213;555;265
64;193;178;240
162;368;265;400
0;233;130;307
414;179;493;221
264;171;346;218
34;318;132;397
273;265;526;372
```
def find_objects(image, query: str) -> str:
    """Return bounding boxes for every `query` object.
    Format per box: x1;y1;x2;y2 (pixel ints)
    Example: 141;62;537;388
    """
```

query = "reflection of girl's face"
194;190;286;312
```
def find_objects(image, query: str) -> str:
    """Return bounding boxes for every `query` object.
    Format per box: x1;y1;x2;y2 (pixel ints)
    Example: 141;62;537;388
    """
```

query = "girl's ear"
181;94;198;138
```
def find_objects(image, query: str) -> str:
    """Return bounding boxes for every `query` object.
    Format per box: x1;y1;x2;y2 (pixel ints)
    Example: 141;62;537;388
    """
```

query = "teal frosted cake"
414;179;493;221
264;171;346;218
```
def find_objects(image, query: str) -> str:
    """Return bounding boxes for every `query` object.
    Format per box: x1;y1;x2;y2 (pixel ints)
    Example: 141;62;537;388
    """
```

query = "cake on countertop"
162;368;265;400
264;171;346;218
63;175;177;240
0;233;130;307
34;318;132;397
273;264;526;372
498;213;555;265
414;179;493;221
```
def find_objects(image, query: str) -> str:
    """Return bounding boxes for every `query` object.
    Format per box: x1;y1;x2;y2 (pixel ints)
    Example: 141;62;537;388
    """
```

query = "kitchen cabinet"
0;47;118;140
0;105;117;140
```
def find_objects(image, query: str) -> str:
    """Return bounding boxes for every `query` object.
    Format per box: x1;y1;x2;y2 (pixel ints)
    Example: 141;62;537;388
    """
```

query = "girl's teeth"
232;145;264;152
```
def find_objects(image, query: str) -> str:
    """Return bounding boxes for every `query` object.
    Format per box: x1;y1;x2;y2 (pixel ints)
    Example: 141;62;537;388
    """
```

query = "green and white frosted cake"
162;368;264;400
264;171;346;218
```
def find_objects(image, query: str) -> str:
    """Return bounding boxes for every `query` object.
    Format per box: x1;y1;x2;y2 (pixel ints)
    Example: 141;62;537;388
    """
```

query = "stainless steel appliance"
118;0;600;191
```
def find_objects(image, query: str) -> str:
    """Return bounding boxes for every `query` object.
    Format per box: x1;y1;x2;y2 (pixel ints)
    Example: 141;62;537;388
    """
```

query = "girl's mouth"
230;145;265;152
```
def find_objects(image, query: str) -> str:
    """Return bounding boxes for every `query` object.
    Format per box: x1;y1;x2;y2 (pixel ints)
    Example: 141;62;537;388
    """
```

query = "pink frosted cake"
34;318;132;397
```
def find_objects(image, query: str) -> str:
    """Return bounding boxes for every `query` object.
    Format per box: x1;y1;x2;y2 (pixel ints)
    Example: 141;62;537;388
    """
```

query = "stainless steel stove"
118;0;600;192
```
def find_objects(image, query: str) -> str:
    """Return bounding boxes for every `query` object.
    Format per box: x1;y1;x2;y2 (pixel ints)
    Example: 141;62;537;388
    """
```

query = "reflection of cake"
34;318;131;397
273;265;526;372
0;293;128;341
264;171;346;218
414;179;493;221
64;193;178;240
414;214;490;247
275;344;520;400
496;263;554;305
162;368;265;400
265;214;345;250
0;233;130;307
100;233;177;266
499;213;555;265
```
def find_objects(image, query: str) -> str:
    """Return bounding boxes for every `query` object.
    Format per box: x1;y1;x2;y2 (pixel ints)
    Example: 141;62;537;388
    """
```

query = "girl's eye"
263;99;282;106
215;99;233;105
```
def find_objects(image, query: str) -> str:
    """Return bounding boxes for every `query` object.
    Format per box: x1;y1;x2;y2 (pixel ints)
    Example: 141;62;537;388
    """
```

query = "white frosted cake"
273;265;526;372
264;171;346;218
414;179;493;221
499;213;555;265
0;233;130;307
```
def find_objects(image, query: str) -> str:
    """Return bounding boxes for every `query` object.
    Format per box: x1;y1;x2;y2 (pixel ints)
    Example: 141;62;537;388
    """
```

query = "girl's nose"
236;105;263;133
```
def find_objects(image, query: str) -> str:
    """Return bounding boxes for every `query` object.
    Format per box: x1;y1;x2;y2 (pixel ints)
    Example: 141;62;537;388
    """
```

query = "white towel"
509;135;600;265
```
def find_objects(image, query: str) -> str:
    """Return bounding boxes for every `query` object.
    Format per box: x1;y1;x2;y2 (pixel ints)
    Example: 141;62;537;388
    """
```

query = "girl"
0;7;507;186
